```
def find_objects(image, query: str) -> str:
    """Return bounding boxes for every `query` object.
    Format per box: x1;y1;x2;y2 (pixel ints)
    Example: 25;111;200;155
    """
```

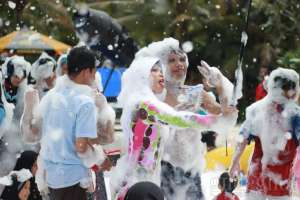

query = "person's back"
31;46;104;200
40;75;96;187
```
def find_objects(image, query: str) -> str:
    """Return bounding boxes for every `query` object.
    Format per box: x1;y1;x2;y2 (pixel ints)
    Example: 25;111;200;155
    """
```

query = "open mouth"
159;79;165;87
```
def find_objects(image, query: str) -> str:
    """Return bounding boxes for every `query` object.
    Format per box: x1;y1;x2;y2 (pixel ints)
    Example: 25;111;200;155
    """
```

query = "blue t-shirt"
40;80;97;188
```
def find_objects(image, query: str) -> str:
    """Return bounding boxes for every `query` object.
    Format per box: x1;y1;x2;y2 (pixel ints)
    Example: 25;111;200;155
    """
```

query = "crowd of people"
0;37;299;200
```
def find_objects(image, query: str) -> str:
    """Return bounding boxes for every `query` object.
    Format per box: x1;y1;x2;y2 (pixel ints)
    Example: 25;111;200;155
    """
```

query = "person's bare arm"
76;137;106;168
20;88;42;143
229;138;248;177
75;138;92;154
93;91;115;145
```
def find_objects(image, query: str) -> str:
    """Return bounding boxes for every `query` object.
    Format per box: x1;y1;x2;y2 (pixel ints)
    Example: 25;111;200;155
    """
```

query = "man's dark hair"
219;172;238;193
67;46;96;77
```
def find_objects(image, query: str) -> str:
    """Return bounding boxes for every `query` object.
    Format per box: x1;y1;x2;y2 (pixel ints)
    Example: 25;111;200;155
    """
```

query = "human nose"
176;61;184;70
158;70;163;77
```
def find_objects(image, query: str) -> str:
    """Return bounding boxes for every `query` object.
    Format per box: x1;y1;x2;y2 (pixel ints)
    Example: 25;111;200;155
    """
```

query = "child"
214;172;239;200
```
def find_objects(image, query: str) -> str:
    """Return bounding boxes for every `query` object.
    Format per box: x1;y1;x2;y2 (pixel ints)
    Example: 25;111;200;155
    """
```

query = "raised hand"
24;88;39;110
197;60;223;88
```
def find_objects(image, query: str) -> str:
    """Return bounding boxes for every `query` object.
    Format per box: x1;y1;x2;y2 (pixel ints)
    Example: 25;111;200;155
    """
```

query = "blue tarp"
98;66;125;98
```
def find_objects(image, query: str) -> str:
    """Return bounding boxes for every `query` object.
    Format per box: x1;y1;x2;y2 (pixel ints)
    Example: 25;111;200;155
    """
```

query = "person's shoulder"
246;98;265;115
75;94;94;106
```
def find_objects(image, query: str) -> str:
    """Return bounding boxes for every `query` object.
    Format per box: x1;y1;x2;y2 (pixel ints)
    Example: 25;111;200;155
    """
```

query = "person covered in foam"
53;51;113;146
56;54;68;77
27;52;57;98
19;47;110;200
0;168;32;200
0;57;30;194
230;68;300;199
1;55;30;121
136;37;237;200
110;53;232;200
0;78;5;126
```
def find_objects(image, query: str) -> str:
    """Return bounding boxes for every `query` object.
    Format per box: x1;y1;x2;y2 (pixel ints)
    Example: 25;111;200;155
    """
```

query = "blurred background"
0;0;299;119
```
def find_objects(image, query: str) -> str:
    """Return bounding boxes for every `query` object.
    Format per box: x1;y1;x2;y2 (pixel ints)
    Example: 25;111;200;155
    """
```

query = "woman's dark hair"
67;46;96;77
124;182;164;200
0;151;42;200
14;151;38;171
219;172;238;193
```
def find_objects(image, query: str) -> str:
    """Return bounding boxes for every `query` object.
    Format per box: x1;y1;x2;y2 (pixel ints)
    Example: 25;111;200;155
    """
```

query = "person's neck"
165;80;182;95
164;81;181;107
68;75;89;86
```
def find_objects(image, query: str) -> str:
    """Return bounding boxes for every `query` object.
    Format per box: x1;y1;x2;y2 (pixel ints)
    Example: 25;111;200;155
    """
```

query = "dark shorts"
49;183;87;200
88;172;108;200
161;160;204;200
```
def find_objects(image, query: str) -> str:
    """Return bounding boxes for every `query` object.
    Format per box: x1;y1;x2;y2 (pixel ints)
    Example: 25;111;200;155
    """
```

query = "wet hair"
67;46;96;77
151;61;163;71
274;76;296;91
6;60;27;80
167;49;186;60
14;151;38;171
124;182;164;200
218;172;238;193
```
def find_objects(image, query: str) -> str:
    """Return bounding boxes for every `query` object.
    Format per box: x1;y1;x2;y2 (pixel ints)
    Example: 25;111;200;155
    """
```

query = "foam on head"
266;67;299;103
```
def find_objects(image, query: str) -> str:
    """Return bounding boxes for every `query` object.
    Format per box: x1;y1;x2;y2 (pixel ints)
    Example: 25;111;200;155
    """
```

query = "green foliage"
0;0;300;115
277;48;300;73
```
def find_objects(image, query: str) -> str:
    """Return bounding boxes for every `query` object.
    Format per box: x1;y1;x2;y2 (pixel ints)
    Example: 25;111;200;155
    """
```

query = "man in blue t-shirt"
21;47;106;200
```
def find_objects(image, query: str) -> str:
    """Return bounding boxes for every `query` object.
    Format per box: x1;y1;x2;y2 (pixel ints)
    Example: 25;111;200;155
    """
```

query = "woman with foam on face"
27;52;57;99
230;68;300;200
135;38;237;200
111;56;225;200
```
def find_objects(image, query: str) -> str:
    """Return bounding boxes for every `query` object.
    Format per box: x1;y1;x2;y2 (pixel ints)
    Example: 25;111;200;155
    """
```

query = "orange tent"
0;30;70;55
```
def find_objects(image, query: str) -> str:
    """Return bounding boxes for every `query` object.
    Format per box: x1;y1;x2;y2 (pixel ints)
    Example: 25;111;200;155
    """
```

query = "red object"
91;164;99;172
215;191;239;200
255;83;267;101
247;136;297;196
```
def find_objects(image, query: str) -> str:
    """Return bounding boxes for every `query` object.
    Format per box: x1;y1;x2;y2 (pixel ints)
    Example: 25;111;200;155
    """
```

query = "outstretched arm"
139;101;217;130
229;107;255;177
229;138;248;177
20;88;42;143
